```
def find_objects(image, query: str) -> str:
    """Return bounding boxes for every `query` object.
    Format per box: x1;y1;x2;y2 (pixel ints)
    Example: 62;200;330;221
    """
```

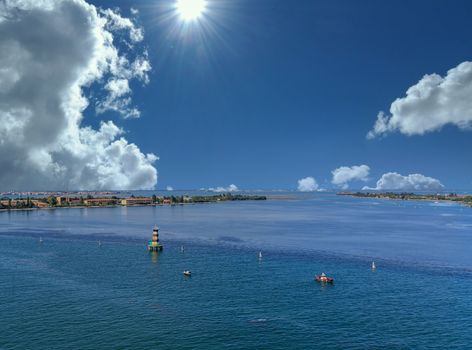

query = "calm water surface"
1;193;472;349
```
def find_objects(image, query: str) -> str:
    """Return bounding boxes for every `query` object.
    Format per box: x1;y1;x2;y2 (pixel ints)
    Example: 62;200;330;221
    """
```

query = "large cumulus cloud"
363;172;444;191
0;0;156;190
367;61;472;138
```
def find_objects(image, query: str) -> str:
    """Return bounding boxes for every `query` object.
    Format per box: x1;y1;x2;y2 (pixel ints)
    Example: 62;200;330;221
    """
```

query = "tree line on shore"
0;193;267;210
0;197;36;209
338;191;472;206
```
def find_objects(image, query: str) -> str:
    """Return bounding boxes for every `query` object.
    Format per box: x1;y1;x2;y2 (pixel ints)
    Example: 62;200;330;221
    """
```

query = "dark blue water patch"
1;235;472;349
216;235;244;243
2;230;472;280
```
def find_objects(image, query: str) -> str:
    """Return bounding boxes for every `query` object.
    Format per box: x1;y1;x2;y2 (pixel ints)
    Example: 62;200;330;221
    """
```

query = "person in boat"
319;272;328;282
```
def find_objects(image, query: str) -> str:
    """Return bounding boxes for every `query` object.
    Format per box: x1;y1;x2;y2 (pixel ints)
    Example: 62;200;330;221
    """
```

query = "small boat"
39;237;43;244
371;261;376;270
258;251;262;259
183;270;192;277
181;245;184;252
98;240;102;247
315;273;334;284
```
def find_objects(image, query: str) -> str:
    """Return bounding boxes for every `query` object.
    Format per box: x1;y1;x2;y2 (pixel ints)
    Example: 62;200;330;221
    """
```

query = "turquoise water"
1;194;472;349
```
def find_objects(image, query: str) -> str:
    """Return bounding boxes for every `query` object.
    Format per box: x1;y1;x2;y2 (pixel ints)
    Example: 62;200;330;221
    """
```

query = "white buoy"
258;251;262;259
372;261;376;270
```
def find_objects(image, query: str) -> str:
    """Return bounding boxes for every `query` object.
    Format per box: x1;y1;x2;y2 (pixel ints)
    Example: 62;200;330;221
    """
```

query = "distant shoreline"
337;191;472;207
266;194;309;201
0;193;267;213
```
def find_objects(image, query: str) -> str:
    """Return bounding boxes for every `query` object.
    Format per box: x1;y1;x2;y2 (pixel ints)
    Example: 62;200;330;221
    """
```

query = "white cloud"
297;177;318;192
368;61;472;138
0;0;157;190
96;78;140;118
208;184;239;193
166;186;174;191
331;165;370;189
100;8;144;43
363;172;444;191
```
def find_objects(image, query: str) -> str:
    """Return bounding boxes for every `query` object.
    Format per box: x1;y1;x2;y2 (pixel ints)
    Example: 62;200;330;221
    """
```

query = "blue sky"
107;0;472;190
1;0;471;191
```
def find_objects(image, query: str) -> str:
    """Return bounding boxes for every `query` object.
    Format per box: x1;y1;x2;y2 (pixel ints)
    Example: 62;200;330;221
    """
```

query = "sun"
176;0;207;21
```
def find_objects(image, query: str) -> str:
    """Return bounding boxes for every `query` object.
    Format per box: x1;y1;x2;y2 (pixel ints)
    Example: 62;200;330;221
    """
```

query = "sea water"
1;193;472;349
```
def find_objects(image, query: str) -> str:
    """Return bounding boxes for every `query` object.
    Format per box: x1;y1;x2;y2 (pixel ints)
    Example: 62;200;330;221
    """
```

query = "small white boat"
183;270;192;277
258;251;262;259
315;273;334;284
372;261;376;270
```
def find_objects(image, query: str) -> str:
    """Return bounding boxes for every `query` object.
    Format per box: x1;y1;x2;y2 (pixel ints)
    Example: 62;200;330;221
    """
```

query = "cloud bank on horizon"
364;172;444;191
331;165;370;189
297;177;318;192
0;0;156;191
368;61;472;138
296;168;443;192
207;184;239;193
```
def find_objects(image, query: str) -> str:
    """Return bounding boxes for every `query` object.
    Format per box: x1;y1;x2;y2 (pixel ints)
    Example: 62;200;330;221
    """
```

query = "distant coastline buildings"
337;191;472;207
120;198;153;206
0;193;266;210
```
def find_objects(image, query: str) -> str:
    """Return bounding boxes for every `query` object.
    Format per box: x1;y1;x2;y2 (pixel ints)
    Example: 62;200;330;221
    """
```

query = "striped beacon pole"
148;225;163;252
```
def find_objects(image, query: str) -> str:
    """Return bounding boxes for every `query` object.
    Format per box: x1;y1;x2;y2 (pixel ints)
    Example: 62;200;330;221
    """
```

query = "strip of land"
0;193;267;211
337;191;472;207
266;194;308;200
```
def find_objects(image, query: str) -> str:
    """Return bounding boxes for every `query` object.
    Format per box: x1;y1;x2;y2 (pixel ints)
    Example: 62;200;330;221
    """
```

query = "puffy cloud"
368;61;472;138
0;0;156;190
331;165;370;189
297;177;318;192
208;184;239;193
363;172;444;191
